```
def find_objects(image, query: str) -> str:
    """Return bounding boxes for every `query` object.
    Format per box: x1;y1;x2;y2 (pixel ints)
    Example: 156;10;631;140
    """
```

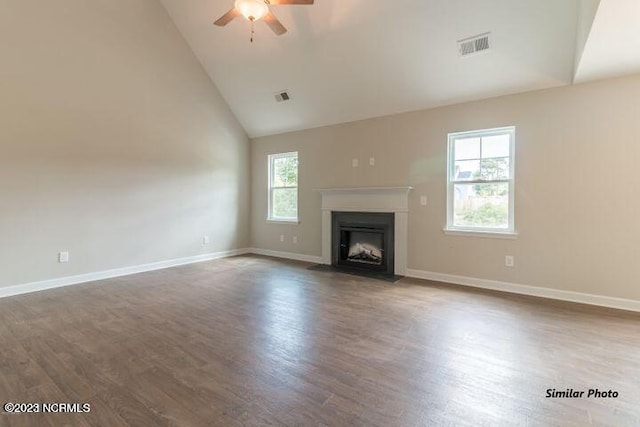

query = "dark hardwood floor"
1;255;639;426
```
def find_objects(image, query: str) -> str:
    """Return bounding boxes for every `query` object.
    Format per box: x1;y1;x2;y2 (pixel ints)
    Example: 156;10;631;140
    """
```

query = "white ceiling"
574;0;640;83
159;0;640;138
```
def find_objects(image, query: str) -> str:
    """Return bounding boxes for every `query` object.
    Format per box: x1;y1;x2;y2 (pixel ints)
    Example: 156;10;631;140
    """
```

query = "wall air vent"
457;32;491;57
274;90;291;103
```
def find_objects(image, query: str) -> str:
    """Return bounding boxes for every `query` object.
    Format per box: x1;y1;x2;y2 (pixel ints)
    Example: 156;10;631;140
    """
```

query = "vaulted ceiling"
159;0;640;137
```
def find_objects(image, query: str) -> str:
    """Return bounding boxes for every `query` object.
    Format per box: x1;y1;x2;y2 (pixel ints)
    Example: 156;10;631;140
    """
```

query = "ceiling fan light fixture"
234;0;269;21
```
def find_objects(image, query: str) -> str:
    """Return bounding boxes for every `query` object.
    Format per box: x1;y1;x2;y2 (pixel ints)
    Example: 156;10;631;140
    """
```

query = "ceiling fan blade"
213;8;239;26
267;0;314;5
264;11;287;35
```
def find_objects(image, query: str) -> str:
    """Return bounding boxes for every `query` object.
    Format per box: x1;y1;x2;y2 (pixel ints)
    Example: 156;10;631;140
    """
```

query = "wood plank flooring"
0;255;639;426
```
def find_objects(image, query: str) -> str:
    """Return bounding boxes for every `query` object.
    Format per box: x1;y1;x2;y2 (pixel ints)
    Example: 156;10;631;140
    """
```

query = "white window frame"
267;151;299;223
445;126;516;237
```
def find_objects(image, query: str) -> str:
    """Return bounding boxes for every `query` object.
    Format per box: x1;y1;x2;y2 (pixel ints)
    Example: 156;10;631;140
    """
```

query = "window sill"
443;228;518;239
266;218;300;224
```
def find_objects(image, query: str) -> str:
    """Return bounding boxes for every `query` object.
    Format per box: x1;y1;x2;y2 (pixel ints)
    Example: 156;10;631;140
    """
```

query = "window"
446;127;515;234
268;152;298;222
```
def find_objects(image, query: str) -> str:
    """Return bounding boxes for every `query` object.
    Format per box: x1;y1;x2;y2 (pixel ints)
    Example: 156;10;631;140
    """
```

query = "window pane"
453;160;479;181
479;157;510;180
273;156;298;187
454;137;480;160
453;183;509;229
272;188;298;219
481;134;510;158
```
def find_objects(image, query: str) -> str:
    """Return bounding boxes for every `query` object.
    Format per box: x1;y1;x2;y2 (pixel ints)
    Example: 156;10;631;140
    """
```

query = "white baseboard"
405;269;640;313
4;249;637;313
0;249;250;299
249;248;323;264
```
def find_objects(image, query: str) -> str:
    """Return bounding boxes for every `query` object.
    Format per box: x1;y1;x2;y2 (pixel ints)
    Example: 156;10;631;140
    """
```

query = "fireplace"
332;211;395;275
318;186;412;276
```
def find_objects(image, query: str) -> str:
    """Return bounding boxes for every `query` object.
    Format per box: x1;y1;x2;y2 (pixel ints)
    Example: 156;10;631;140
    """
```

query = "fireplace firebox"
331;211;395;276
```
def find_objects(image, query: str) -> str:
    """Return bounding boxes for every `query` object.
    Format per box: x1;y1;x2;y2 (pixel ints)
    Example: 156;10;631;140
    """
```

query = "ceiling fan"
214;0;314;41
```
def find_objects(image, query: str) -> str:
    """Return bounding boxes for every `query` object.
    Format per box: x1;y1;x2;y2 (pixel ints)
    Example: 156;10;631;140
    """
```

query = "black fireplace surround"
331;211;395;276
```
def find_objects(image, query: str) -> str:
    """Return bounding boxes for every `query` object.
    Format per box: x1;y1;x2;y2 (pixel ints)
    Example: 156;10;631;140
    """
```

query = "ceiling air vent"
274;90;291;103
457;32;491;57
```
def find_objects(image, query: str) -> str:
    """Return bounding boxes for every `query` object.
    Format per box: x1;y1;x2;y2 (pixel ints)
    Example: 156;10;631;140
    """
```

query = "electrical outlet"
505;255;514;267
369;157;375;166
352;158;359;168
420;196;428;206
293;236;298;244
279;234;285;242
59;251;69;263
203;235;210;245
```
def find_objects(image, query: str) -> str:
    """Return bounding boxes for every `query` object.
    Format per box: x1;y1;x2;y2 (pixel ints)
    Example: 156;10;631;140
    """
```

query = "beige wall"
0;0;250;288
252;74;640;301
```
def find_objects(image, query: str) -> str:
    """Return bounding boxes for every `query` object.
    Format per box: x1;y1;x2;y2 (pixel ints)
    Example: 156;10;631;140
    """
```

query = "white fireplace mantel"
316;186;412;275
